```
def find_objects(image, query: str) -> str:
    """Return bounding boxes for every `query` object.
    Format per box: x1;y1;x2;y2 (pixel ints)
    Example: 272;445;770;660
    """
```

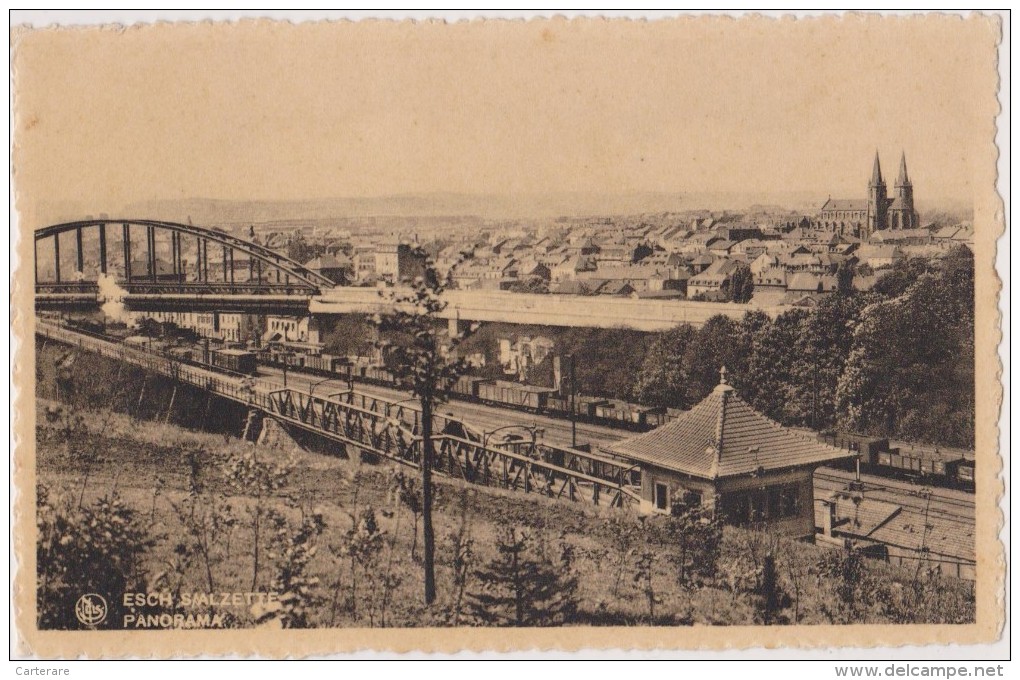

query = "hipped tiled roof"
608;377;852;479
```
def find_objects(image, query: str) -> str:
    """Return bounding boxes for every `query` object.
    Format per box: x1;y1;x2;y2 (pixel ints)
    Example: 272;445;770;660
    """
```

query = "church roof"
871;151;884;185
896;151;911;186
606;371;852;479
820;198;869;212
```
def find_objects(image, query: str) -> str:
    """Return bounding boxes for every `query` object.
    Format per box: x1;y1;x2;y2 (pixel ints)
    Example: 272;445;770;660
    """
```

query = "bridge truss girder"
33;219;333;295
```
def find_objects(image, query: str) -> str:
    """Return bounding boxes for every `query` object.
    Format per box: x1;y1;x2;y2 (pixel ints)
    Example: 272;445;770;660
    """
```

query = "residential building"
687;258;740;298
856;244;904;270
264;315;321;346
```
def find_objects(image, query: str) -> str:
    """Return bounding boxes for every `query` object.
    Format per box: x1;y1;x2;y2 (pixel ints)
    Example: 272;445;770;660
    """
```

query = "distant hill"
29;190;971;228
120;191;832;222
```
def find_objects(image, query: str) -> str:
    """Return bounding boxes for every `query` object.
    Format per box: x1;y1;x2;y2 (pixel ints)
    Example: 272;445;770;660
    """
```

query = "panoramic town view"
16;16;996;644
33;149;977;629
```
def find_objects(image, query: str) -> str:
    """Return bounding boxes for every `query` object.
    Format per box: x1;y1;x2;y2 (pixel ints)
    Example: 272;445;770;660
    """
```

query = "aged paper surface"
11;14;1004;657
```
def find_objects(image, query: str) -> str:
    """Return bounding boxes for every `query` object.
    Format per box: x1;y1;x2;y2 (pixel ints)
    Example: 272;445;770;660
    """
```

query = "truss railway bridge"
36;320;643;510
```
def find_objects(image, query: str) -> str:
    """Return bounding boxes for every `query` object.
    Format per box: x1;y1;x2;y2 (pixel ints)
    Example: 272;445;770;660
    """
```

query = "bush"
37;485;156;629
259;511;327;629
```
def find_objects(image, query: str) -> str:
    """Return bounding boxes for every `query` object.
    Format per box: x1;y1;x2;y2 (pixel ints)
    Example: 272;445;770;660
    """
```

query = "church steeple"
891;150;916;228
866;151;888;238
870;150;884;186
895;151;911;187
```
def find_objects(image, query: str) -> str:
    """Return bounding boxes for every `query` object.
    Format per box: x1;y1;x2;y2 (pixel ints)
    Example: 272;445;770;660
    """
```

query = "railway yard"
255;364;980;579
36;318;978;577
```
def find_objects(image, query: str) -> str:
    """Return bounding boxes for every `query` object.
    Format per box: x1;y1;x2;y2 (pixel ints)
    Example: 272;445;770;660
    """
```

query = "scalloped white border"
7;9;1009;662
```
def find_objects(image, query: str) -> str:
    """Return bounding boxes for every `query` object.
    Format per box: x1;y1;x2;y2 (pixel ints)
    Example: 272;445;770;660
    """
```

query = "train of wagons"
202;349;981;490
256;348;679;432
816;431;975;491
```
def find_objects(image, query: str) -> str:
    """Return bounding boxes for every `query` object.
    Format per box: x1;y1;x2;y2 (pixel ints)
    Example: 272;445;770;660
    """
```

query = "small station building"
606;368;852;538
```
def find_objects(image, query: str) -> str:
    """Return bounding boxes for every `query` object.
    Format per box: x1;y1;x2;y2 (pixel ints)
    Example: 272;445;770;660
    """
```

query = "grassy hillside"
34;390;974;629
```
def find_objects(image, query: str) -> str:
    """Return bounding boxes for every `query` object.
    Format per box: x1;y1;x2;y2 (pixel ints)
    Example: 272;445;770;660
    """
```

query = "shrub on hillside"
37;485;156;629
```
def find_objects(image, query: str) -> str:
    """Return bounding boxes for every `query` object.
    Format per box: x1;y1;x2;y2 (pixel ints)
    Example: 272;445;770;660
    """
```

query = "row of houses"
421;215;972;306
130;310;321;349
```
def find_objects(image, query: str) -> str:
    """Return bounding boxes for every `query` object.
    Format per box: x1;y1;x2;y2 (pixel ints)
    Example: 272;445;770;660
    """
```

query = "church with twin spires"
814;151;919;239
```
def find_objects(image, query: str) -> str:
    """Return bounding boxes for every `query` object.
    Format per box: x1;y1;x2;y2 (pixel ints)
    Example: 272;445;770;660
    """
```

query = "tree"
836;252;974;447
374;249;469;605
319;313;376;358
136;316;161;338
663;491;722;591
286;233;320;264
683;315;746;402
733;310;771;379
793;292;874;429
871;256;936;298
635;323;697;409
752;553;792;625
729;264;754;303
464;527;578;626
741;309;808;423
815;541;887;623
835;259;856;295
556;327;653;402
222;447;295;592
260;511;326;628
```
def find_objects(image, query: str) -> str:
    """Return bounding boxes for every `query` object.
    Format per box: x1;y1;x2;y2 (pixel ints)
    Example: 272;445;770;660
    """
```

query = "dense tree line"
315;249;973;448
635;247;975;448
836;248;975;446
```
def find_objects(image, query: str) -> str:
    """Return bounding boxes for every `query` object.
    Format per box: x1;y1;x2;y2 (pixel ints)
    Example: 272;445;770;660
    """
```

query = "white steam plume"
97;273;134;326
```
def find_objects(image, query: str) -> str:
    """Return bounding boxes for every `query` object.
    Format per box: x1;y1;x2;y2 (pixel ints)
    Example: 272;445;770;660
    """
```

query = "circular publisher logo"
75;593;108;626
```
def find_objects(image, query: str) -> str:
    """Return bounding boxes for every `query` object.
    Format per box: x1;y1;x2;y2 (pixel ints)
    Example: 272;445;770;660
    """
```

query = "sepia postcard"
10;12;1006;658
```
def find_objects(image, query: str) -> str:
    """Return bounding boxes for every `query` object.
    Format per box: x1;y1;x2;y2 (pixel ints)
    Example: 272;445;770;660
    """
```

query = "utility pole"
812;349;819;430
569;353;577;449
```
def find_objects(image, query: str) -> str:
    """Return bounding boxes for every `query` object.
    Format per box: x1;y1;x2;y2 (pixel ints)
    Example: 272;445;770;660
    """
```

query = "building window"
654;482;669;511
720;483;801;525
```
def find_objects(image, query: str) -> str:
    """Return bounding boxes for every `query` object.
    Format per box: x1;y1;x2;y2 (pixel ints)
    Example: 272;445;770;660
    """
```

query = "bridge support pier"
147;225;157;282
242;408;264;442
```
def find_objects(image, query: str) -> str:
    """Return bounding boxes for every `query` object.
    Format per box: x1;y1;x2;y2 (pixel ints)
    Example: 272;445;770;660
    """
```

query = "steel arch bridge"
34;219;335;309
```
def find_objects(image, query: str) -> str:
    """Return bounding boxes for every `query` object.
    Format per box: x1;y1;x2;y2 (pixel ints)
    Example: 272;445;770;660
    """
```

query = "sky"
13;14;1000;221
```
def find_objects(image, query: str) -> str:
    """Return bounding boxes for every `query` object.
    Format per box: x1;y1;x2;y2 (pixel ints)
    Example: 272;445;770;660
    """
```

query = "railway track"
814;469;974;525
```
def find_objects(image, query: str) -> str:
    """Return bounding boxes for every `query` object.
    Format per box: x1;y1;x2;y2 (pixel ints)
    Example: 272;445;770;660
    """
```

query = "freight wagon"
818;430;974;491
453;375;488;398
475;380;557;411
593;402;666;428
210;349;258;375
